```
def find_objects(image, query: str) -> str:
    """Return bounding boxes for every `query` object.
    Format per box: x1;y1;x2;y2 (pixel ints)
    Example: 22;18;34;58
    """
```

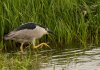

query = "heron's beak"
47;29;55;35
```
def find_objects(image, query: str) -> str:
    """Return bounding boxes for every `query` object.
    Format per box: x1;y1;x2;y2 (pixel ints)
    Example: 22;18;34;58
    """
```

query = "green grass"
0;0;100;50
0;0;100;69
0;52;45;70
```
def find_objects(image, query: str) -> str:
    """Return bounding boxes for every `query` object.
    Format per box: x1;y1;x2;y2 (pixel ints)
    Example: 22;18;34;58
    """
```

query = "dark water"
36;47;100;70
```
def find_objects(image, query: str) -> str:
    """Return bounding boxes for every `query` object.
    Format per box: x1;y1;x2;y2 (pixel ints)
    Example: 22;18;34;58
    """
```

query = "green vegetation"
0;0;100;69
0;0;100;49
0;52;51;70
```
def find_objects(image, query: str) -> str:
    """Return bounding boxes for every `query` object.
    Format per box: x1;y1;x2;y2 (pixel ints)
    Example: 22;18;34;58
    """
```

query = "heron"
4;22;53;53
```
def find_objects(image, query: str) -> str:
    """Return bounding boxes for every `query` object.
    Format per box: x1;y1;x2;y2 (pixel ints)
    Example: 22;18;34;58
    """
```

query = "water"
3;47;100;70
35;47;100;70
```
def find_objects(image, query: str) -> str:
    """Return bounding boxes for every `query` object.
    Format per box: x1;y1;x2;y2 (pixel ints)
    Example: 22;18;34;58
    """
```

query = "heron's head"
37;25;54;36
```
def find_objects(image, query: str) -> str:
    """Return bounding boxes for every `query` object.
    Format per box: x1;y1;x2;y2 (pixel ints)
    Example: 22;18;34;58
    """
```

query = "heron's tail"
4;31;15;40
4;34;10;40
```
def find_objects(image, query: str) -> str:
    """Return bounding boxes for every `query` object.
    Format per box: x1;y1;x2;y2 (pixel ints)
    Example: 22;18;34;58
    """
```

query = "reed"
0;0;100;49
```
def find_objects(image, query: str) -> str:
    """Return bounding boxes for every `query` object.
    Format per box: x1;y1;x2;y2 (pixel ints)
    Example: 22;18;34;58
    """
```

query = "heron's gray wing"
4;30;34;42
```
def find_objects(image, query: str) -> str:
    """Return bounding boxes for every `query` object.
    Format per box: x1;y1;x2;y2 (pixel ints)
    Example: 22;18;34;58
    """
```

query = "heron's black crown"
16;22;36;31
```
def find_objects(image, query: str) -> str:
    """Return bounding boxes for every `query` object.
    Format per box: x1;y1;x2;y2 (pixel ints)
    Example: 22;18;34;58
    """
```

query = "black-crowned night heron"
4;22;53;53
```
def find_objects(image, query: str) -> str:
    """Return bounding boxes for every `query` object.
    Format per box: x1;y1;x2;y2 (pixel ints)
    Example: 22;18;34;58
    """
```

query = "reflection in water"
38;48;100;70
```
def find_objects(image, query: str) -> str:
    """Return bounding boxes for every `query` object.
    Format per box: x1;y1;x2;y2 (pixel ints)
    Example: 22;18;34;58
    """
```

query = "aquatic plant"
0;0;100;49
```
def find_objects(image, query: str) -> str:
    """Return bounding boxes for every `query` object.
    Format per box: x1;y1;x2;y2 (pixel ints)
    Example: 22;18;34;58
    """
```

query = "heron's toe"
42;43;50;47
34;43;50;48
33;46;39;48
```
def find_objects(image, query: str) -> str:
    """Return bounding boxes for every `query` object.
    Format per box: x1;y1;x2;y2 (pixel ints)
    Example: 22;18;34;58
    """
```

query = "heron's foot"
33;43;50;49
20;43;24;54
19;47;24;54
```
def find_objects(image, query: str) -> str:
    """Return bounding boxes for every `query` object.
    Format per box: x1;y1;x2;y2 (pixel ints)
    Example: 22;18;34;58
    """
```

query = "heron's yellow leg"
20;43;24;53
33;43;50;48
